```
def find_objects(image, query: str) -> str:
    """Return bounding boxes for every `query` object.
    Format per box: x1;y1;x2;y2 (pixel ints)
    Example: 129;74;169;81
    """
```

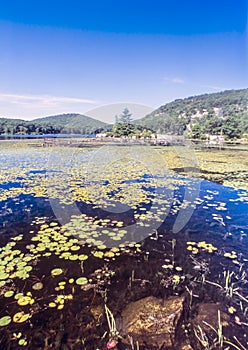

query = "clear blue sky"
0;0;247;122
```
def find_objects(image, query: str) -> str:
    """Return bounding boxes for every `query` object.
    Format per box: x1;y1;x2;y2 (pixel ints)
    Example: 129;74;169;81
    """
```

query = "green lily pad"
0;315;11;326
15;270;30;279
70;245;80;251
175;266;183;271
51;268;63;276
0;272;9;280
14;293;24;300
4;290;14;298
78;254;88;261
18;338;27;346
50;222;58;227
75;277;88;285
69;255;78;261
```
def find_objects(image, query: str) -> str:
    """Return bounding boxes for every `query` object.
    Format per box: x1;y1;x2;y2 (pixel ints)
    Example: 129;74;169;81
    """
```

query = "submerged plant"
202;310;245;350
194;325;211;349
223;270;235;298
104;304;119;348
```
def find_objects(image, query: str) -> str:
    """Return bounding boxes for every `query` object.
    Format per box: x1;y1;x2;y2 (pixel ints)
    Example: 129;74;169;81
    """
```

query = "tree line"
0;120;106;135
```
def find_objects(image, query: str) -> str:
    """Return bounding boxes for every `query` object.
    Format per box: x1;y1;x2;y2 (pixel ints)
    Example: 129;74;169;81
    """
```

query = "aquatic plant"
51;268;63;276
104;304;119;346
13;312;31;323
194;325;211;349
0;316;12;327
75;277;88;285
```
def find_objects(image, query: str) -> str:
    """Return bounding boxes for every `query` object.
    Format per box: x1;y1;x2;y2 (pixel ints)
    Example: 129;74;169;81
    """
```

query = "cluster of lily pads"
0;212;145;341
0;144;199;214
0;235;37;285
158;145;248;191
186;240;242;267
186;241;218;255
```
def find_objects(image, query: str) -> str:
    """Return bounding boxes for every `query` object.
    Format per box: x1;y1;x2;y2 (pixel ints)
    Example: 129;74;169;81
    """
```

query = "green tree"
222;115;242;139
112;108;135;137
191;122;202;139
141;129;152;139
118;108;133;124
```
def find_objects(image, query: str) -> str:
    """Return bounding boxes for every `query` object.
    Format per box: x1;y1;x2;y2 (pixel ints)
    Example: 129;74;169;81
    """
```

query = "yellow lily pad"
49;302;57;308
51;268;63;276
13;312;30;323
17;296;32;306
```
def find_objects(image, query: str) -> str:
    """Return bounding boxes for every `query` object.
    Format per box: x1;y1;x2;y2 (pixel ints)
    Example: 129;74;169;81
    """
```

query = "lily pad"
49;302;57;308
14;293;24;300
4;290;14;298
0;272;9;280
75;277;88;285
17;296;32;306
0;315;11;327
51;268;63;276
13;312;30;323
18;339;27;346
32;282;43;290
78;254;88;261
104;251;115;258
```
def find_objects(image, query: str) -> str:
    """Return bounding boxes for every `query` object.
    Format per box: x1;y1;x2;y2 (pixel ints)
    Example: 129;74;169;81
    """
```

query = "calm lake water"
0;141;248;349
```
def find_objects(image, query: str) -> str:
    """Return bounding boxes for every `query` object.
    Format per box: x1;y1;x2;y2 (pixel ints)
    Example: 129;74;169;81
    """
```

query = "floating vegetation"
75;277;88;285
31;282;43;290
13;312;31;324
17;295;34;306
4;290;14;298
49;294;73;310
0;316;11;327
51;268;63;276
224;251;238;259
186;241;218;254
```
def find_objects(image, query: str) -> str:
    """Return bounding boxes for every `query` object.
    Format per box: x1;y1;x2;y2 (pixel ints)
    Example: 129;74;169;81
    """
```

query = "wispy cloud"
0;93;97;106
163;77;185;84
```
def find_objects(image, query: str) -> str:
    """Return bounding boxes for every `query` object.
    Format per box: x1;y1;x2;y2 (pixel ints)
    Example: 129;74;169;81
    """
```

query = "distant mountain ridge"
136;88;248;136
0;113;111;135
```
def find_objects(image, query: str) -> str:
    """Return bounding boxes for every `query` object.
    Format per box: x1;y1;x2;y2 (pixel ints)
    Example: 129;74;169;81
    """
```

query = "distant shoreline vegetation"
0;123;109;136
0;134;96;139
1;88;247;140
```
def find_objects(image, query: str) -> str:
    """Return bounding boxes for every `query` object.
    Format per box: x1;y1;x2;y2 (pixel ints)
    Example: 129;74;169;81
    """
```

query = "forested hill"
0;113;110;135
136;89;248;138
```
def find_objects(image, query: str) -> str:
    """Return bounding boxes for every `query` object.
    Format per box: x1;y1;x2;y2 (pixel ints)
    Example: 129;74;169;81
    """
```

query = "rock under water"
120;295;185;349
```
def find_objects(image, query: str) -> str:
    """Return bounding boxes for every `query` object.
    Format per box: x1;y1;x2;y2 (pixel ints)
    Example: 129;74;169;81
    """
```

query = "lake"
0;140;248;349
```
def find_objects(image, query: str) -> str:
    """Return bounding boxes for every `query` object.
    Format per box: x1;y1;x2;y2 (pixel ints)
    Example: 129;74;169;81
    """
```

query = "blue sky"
0;0;247;122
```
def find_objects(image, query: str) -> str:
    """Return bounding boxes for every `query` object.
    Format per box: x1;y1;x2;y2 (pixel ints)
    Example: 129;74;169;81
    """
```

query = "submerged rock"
121;295;185;349
193;302;230;333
